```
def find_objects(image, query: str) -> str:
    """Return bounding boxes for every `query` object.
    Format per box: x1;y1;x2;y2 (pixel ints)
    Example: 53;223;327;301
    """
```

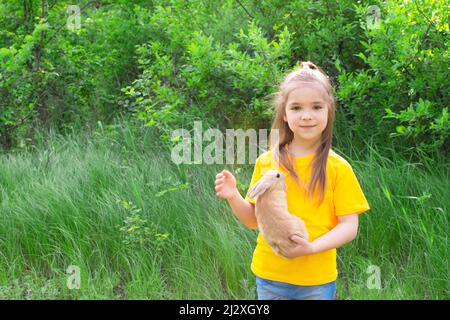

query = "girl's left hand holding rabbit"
279;235;315;259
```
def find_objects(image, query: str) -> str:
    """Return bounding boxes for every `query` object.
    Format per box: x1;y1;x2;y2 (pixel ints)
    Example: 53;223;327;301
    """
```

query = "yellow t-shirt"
244;149;370;286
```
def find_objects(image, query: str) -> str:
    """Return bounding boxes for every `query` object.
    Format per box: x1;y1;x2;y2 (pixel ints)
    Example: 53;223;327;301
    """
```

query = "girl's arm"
215;170;258;229
282;214;359;258
226;192;258;230
310;214;359;254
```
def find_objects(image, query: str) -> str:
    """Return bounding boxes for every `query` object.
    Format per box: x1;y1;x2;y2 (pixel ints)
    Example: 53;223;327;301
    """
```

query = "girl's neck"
288;137;320;157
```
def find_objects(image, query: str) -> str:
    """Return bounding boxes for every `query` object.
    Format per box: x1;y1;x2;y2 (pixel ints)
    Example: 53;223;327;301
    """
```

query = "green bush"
0;1;154;150
1;0;447;159
336;0;448;156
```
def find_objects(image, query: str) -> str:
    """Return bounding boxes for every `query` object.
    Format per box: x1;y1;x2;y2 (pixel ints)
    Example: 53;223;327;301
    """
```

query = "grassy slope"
0;125;448;299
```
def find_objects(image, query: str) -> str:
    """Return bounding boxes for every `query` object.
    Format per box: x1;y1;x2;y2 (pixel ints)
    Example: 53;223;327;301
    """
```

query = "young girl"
214;61;370;300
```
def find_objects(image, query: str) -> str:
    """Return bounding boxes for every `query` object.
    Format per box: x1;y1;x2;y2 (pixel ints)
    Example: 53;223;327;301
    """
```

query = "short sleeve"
244;157;262;205
333;164;370;216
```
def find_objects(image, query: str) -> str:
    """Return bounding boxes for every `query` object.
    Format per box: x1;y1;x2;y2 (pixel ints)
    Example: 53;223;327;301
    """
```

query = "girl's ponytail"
300;61;318;70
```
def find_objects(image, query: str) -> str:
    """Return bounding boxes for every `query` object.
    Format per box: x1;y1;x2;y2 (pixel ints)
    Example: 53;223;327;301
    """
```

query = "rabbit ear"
246;180;271;199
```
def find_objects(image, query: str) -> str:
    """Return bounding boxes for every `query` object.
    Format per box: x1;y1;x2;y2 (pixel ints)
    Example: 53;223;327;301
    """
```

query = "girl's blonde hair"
269;61;337;206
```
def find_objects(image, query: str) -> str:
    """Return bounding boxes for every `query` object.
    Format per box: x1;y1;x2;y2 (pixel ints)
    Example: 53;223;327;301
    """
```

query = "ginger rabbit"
246;169;309;259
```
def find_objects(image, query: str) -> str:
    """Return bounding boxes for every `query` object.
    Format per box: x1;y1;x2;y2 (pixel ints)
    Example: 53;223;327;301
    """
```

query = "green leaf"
396;125;406;134
357;52;367;62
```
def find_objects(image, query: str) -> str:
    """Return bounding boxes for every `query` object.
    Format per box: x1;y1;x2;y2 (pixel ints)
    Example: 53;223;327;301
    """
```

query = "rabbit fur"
247;169;309;259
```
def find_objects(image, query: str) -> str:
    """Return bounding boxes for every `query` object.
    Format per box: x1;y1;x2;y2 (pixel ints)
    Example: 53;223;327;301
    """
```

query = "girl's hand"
280;235;315;259
215;170;239;200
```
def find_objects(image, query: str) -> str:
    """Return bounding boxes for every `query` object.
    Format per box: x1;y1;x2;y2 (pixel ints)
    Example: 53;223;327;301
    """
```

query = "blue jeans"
255;276;336;300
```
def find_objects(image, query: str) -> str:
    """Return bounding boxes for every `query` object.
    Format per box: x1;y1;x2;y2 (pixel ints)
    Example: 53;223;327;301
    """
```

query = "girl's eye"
290;105;323;110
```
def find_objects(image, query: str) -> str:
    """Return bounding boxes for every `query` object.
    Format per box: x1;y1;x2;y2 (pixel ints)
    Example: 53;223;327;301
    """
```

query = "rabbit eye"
276;173;280;178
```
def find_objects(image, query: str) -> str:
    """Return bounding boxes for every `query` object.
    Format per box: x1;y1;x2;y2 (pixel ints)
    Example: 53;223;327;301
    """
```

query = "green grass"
0;123;448;299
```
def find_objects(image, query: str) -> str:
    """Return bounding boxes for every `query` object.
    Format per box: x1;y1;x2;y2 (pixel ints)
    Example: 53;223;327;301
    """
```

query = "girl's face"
283;83;329;145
